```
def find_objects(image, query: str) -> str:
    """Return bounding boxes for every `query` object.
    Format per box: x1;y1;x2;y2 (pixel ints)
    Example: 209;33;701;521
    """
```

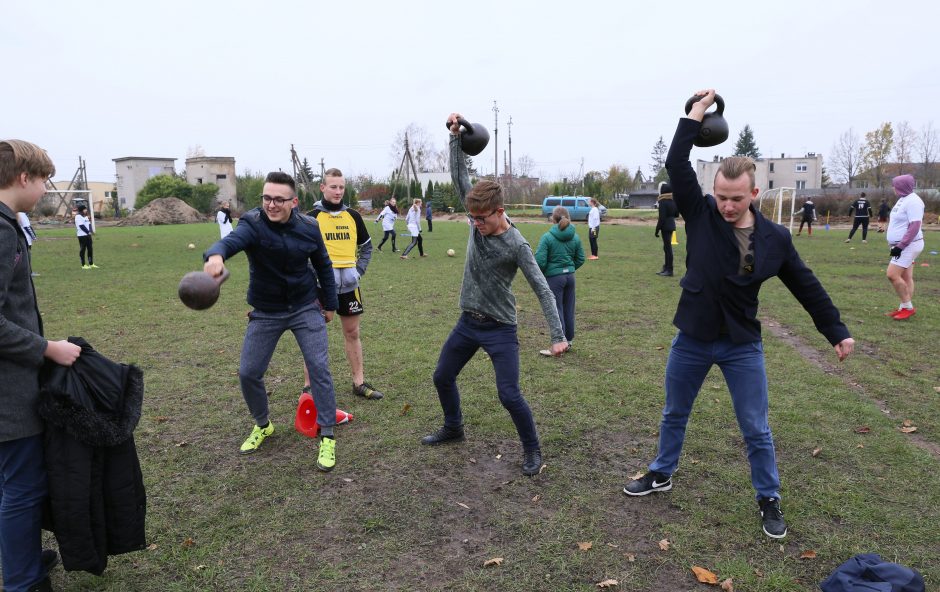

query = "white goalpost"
757;187;797;233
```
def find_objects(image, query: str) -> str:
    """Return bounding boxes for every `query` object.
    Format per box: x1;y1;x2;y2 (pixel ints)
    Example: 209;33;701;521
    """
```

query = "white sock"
901;301;913;309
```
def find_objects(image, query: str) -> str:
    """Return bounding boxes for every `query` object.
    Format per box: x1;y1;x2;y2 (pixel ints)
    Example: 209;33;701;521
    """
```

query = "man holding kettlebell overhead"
623;89;855;540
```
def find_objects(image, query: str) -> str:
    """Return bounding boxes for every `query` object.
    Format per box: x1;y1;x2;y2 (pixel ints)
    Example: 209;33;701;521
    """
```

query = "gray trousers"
239;302;337;436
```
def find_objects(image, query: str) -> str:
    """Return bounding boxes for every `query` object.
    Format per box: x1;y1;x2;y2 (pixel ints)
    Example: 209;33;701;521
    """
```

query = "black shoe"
522;449;543;476
42;549;59;573
656;270;673;277
758;497;787;539
623;471;672;496
421;425;465;445
377;246;383;251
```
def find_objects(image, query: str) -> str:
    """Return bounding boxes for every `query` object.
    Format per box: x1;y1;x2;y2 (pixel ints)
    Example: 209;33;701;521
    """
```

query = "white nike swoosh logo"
652;479;669;488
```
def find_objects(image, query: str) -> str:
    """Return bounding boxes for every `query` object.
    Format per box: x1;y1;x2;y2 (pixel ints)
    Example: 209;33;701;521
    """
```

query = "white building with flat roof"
695;153;823;194
113;157;177;210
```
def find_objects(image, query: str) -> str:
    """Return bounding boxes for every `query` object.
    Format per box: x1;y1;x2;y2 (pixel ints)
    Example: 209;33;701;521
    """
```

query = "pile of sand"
120;197;206;226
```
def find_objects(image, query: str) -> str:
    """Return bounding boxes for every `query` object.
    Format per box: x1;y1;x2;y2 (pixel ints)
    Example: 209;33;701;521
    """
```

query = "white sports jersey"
886;192;924;244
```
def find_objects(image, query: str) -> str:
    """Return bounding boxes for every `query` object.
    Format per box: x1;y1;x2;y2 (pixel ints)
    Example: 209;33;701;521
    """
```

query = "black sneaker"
522;449;543;476
421;425;465;445
353;381;384;400
758;497;787;539
623;471;672;496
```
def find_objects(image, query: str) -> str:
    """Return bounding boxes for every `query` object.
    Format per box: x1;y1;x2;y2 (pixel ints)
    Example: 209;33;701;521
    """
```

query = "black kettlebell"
178;267;230;310
684;94;729;147
444;117;490;156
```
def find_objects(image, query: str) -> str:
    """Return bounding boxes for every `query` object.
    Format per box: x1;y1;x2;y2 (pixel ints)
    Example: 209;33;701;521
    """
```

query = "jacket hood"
549;223;576;241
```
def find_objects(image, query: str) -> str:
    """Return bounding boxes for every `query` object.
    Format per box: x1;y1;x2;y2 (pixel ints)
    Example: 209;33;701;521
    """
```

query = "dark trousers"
426;218;433;232
402;233;423;256
661;231;674;271
433;314;539;450
78;235;93;265
848;217;869;240
547;273;576;343
589;226;599;256
377;230;396;251
798;219;813;235
0;435;47;592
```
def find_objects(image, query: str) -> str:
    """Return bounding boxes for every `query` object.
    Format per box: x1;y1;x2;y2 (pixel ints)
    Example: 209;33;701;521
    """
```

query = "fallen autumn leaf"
720;578;734;591
800;550;817;559
692;566;718;584
483;557;503;567
658;539;671;551
577;541;593;551
596;579;618;588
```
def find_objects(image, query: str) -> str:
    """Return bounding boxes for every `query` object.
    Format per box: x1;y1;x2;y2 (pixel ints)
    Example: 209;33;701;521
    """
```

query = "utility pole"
319;158;325;181
492;100;499;183
507;116;513;202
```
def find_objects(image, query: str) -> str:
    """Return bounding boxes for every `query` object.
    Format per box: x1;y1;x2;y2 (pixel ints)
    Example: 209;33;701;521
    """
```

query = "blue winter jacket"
204;208;338;313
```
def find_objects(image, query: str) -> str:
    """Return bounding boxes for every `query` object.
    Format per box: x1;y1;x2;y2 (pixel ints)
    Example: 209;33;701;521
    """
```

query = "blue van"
541;195;606;221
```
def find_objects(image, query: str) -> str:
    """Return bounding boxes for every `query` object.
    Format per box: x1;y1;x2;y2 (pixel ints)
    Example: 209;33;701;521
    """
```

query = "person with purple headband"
884;174;925;320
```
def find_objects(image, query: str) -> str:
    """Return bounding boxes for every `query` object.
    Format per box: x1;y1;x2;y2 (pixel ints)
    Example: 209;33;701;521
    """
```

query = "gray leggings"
239;302;337;435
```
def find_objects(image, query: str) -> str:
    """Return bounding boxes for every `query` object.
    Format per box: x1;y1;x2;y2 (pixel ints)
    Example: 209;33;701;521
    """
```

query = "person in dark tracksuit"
796;198;816;236
845;192;872;243
654;182;679;276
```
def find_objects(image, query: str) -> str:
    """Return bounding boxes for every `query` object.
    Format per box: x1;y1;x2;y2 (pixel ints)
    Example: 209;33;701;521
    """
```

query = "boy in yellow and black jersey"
303;168;384;401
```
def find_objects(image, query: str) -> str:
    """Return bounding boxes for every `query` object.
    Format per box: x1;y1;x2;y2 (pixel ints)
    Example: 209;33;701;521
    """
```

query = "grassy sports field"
30;217;939;591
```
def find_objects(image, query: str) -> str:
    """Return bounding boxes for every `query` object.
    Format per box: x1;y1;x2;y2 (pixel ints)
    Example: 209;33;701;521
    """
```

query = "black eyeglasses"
467;209;499;224
261;195;293;206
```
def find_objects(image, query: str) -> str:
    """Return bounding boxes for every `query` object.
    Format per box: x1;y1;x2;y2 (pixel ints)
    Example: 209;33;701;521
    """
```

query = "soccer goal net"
756;187;797;232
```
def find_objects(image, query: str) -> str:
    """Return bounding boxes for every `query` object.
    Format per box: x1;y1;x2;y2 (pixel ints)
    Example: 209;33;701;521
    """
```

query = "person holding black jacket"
622;90;855;541
1;139;82;592
845;192;872;243
654;182;679;276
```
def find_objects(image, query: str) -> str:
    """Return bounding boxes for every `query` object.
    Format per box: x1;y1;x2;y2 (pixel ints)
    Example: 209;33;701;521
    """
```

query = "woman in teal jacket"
535;206;585;354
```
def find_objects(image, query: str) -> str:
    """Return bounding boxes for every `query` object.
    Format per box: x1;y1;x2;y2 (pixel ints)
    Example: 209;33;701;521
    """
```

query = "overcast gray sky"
4;0;938;185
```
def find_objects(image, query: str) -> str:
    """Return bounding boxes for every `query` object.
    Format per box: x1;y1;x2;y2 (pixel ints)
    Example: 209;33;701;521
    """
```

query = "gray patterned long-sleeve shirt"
449;135;565;343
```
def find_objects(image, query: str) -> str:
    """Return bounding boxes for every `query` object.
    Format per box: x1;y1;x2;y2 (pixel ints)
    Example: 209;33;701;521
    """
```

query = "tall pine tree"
733;125;761;158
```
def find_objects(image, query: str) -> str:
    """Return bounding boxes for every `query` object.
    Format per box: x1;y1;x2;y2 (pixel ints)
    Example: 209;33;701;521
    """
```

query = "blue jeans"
649;331;781;499
240;302;337;435
0;434;47;592
547;273;576;343
433;313;540;451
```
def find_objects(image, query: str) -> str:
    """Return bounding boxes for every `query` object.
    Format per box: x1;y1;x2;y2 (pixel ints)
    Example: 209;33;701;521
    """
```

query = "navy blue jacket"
204;208;338;313
665;118;850;346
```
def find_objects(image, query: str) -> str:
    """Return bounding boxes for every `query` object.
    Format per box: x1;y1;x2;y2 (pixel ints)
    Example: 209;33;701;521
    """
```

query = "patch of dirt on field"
293;430;697;591
119;197;206;225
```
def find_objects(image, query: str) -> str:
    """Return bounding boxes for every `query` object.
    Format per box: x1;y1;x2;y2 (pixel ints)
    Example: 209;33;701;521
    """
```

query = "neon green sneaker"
239;423;274;454
90;264;100;269
316;436;336;472
81;264;91;270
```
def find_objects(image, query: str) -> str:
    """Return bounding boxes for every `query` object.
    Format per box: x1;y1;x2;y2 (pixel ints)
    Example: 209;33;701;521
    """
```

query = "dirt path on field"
761;316;940;460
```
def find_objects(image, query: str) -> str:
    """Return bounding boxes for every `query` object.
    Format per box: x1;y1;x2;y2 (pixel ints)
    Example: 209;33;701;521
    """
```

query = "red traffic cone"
294;392;355;438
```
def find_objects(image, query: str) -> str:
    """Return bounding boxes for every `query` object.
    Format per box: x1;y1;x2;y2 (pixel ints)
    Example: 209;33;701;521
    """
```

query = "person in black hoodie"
654;182;679;276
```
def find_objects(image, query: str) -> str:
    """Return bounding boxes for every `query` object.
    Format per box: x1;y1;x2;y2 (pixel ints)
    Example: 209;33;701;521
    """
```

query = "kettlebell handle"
684;94;725;116
445;117;475;134
214;267;231;286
